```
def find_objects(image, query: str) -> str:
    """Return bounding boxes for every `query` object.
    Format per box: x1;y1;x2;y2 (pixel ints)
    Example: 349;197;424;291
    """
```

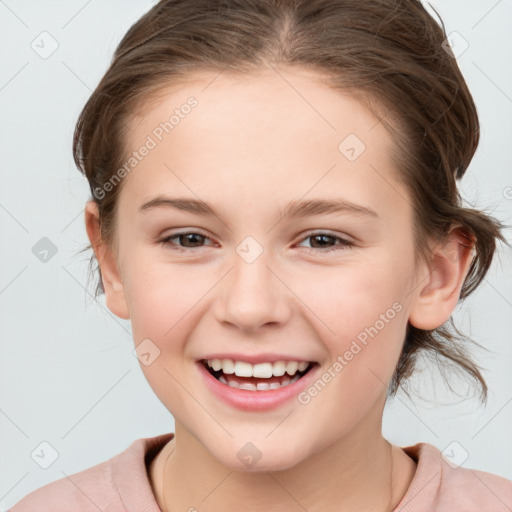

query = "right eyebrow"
139;196;218;216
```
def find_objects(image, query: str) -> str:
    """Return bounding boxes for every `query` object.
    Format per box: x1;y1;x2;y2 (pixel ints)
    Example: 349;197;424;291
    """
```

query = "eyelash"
158;231;354;254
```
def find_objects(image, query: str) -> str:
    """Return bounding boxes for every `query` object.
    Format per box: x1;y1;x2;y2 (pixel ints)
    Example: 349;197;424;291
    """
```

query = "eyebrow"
139;196;380;220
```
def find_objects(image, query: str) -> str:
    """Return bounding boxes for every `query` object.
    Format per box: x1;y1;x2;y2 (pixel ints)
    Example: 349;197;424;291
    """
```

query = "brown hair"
73;0;510;403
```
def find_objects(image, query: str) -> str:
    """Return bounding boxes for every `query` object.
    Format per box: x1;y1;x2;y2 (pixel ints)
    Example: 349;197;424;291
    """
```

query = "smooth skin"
85;65;474;512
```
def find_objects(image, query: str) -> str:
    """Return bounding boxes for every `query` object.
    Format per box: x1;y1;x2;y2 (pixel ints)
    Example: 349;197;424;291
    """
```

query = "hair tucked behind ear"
73;0;510;403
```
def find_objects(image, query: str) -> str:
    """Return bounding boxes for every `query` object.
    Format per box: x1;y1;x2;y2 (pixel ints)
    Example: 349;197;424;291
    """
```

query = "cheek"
297;255;406;335
299;277;409;433
123;258;204;409
296;253;411;387
122;254;221;369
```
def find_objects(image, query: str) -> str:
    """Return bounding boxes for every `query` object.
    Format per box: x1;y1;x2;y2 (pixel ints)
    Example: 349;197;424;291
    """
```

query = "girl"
10;0;512;510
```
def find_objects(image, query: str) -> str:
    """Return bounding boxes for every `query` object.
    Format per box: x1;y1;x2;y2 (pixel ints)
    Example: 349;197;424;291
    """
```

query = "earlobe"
84;201;130;320
408;227;475;330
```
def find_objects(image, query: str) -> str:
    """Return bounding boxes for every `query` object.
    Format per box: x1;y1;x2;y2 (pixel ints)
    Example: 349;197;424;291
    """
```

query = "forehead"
121;66;411;224
126;66;390;153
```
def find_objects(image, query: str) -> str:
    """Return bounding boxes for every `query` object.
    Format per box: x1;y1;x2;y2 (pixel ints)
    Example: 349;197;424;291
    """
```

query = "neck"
155;413;414;512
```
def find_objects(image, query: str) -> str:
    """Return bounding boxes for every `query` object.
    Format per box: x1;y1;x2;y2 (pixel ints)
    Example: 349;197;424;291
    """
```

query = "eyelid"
158;229;355;253
295;231;355;252
297;229;354;243
159;229;216;248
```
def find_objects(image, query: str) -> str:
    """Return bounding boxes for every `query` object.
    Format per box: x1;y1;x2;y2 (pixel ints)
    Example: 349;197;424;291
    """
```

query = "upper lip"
198;353;317;364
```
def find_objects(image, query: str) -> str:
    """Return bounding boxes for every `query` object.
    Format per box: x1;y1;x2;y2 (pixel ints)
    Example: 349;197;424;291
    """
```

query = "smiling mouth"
201;359;316;391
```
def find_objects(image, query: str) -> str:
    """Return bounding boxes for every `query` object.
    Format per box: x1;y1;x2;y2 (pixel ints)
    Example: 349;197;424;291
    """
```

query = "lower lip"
196;361;319;412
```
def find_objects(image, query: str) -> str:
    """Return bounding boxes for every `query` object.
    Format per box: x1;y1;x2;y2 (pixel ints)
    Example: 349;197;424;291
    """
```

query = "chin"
210;441;307;473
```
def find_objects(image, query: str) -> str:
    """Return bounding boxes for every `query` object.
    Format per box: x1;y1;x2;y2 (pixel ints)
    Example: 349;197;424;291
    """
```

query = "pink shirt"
9;432;512;511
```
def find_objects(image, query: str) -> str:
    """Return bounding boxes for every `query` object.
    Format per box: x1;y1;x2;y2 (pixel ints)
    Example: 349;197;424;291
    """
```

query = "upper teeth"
206;359;309;378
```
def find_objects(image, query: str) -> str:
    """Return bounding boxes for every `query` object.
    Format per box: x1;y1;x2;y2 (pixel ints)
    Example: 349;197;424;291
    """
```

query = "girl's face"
95;67;434;470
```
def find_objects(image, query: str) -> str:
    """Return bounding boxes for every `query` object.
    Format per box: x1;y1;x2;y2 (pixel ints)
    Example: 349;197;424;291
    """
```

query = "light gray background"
1;0;511;509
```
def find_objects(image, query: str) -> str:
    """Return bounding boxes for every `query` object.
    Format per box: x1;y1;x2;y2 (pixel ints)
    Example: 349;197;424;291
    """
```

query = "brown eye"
297;232;354;253
175;233;205;247
308;234;337;248
160;231;214;251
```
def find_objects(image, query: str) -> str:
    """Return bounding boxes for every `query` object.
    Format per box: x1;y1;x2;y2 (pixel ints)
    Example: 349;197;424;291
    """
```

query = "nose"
215;248;292;333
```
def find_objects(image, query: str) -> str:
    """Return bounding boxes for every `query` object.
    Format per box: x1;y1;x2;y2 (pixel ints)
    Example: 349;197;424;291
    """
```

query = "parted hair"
73;0;510;402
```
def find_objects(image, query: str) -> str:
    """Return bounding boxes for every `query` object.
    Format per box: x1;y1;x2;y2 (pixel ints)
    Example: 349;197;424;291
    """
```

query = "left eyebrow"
138;196;381;221
280;198;381;220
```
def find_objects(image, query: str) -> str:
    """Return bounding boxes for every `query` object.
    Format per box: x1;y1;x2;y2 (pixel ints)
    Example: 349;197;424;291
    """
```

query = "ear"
84;201;130;319
409;226;475;330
